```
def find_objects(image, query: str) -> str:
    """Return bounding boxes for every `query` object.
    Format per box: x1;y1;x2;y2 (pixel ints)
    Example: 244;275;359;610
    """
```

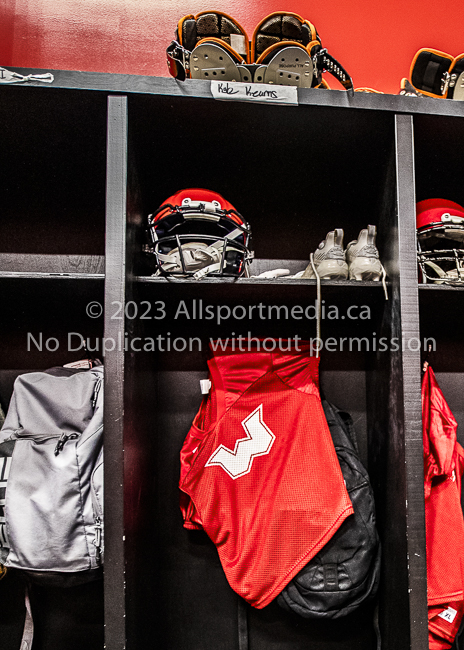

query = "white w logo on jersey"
205;404;275;479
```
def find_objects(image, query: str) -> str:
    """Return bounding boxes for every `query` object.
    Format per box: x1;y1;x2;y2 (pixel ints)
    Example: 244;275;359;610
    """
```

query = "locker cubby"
0;276;105;650
0;277;104;372
0;86;107;265
414;111;464;447
118;89;420;650
413;113;464;207
122;281;387;650
418;286;464;430
127;93;395;276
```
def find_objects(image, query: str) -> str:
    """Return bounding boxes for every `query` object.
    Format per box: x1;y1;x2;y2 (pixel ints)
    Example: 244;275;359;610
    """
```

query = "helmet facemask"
147;191;253;279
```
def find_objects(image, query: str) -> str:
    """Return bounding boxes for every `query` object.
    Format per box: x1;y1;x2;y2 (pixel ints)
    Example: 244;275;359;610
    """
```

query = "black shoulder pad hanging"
410;49;454;97
409;49;464;99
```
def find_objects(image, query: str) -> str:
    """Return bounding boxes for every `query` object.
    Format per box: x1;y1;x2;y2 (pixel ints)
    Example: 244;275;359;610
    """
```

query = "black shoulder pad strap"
314;49;354;93
181;18;198;52
166;41;190;81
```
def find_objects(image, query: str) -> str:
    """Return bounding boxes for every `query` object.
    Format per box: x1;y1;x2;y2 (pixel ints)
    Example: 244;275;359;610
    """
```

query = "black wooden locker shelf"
0;254;105;275
1;68;463;650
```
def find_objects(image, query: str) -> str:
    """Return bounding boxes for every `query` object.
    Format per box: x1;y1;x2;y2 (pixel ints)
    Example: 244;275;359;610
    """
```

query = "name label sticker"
211;81;298;106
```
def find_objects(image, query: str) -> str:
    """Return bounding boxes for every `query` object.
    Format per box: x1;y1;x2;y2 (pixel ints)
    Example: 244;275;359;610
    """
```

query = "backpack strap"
19;583;34;650
331;404;360;454
373;601;382;650
454;612;464;649
237;597;249;650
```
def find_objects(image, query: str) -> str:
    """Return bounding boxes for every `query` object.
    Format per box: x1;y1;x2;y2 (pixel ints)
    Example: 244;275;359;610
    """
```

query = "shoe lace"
309;253;322;357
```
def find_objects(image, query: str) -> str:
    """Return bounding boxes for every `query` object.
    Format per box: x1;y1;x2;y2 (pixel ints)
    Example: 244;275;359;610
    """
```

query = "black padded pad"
182;13;245;51
411;51;451;95
180;19;197;52
254;14;312;58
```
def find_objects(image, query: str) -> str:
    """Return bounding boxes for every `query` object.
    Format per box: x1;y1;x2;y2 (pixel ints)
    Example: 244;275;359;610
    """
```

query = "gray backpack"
0;366;104;586
277;399;380;618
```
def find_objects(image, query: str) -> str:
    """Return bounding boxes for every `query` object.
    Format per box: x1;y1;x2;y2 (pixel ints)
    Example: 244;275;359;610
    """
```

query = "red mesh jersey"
179;342;353;609
422;366;464;648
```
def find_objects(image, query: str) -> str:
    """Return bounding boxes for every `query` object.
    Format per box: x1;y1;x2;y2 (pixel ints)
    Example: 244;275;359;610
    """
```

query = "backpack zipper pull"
54;432;79;456
93;517;102;564
91;377;102;408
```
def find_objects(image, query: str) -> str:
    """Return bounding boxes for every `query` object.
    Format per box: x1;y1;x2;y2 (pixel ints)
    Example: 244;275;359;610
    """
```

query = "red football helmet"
146;189;253;279
416;198;464;284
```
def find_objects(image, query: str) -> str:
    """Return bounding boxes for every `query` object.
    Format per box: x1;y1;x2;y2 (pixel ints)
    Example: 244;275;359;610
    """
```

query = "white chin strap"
157;229;245;279
423;260;464;284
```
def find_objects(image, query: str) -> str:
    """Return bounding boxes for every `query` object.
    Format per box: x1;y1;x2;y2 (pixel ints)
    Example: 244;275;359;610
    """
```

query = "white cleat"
301;229;349;280
346;225;383;281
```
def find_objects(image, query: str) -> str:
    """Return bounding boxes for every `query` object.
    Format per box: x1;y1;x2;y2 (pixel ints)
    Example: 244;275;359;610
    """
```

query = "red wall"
1;0;464;95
